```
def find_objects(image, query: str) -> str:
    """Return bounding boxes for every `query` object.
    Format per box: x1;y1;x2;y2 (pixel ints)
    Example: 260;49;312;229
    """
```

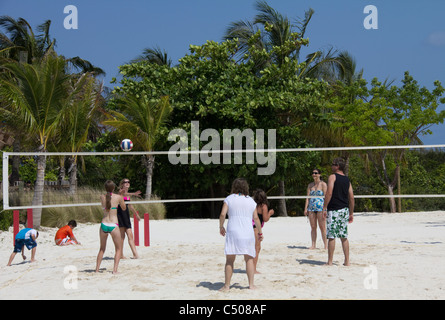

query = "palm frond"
132;46;172;67
103;95;172;151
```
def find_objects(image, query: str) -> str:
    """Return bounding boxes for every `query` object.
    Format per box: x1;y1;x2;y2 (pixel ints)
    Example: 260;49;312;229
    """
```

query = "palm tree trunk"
10;139;21;186
31;148;46;229
143;155;155;200
57;156;66;190
68;156;77;194
277;180;288;216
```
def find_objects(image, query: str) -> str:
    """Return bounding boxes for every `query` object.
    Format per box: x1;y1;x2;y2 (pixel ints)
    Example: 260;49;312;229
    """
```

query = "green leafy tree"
329;72;445;212
113;31;328;216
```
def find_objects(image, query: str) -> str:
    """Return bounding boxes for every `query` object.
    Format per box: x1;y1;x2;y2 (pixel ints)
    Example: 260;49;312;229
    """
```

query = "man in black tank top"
322;157;354;266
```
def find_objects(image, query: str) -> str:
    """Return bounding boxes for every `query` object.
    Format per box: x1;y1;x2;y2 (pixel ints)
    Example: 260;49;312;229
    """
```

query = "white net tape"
2;144;445;210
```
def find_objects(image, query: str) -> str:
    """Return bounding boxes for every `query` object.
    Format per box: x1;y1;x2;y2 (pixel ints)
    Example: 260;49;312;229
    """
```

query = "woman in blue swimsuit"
304;169;328;249
96;180;127;274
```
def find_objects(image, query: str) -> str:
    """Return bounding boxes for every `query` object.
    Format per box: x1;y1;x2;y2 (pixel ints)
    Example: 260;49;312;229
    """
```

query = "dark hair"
104;180;116;210
231;178;249;195
68;220;77;228
253;189;268;206
313;168;321;174
332;157;346;172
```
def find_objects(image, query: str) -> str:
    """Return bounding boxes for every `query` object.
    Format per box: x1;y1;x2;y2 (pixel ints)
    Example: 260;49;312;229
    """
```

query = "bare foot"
219;285;230;292
249;285;258;290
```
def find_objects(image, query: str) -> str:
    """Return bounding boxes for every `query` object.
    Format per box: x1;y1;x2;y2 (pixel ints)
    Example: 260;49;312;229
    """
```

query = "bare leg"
341;238;350;266
253;228;261;273
326;238;335;265
95;229;108;272
110;228;123;274
245;255;256;289
7;252;17;266
30;247;37;262
125;228;139;259
119;227;127;259
317;213;328;249
220;255;236;292
308;212;317;249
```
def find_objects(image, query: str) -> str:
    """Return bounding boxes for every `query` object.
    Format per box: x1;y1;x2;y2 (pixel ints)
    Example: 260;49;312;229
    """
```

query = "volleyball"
120;139;133;151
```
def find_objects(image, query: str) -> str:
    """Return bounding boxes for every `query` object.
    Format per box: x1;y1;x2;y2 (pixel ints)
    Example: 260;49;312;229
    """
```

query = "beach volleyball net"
2;144;445;214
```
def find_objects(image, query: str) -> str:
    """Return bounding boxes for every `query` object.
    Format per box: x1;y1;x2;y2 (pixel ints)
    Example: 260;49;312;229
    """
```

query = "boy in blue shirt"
7;228;39;266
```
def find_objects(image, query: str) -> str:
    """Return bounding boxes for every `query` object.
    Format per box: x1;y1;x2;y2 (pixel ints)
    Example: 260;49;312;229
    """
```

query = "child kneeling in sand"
55;220;81;246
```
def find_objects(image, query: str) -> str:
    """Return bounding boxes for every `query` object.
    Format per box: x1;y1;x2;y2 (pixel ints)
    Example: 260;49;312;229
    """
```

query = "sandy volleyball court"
0;211;444;300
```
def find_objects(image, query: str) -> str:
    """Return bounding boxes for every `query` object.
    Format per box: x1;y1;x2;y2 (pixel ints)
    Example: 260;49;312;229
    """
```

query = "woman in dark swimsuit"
117;178;142;259
252;189;274;274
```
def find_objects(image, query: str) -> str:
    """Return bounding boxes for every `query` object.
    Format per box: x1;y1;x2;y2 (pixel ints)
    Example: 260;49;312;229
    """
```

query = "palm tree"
103;95;172;199
132;46;172;67
1;16;105;190
0;15;105;75
0;16;55;63
0;54;85;228
224;1;316;70
55;75;105;194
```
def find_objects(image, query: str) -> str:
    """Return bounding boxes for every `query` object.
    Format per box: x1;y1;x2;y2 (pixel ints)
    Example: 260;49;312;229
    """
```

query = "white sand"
0;211;444;300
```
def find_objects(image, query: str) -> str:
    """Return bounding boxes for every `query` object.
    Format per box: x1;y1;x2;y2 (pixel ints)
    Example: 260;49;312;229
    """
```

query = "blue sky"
1;0;444;145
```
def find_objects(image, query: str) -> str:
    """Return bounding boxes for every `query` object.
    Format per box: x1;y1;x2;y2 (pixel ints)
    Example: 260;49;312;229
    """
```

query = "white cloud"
426;31;445;47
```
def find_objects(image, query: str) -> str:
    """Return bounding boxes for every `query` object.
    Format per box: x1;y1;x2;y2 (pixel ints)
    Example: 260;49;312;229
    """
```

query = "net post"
2;152;9;209
134;211;139;246
13;210;19;245
27;208;33;228
144;213;150;247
